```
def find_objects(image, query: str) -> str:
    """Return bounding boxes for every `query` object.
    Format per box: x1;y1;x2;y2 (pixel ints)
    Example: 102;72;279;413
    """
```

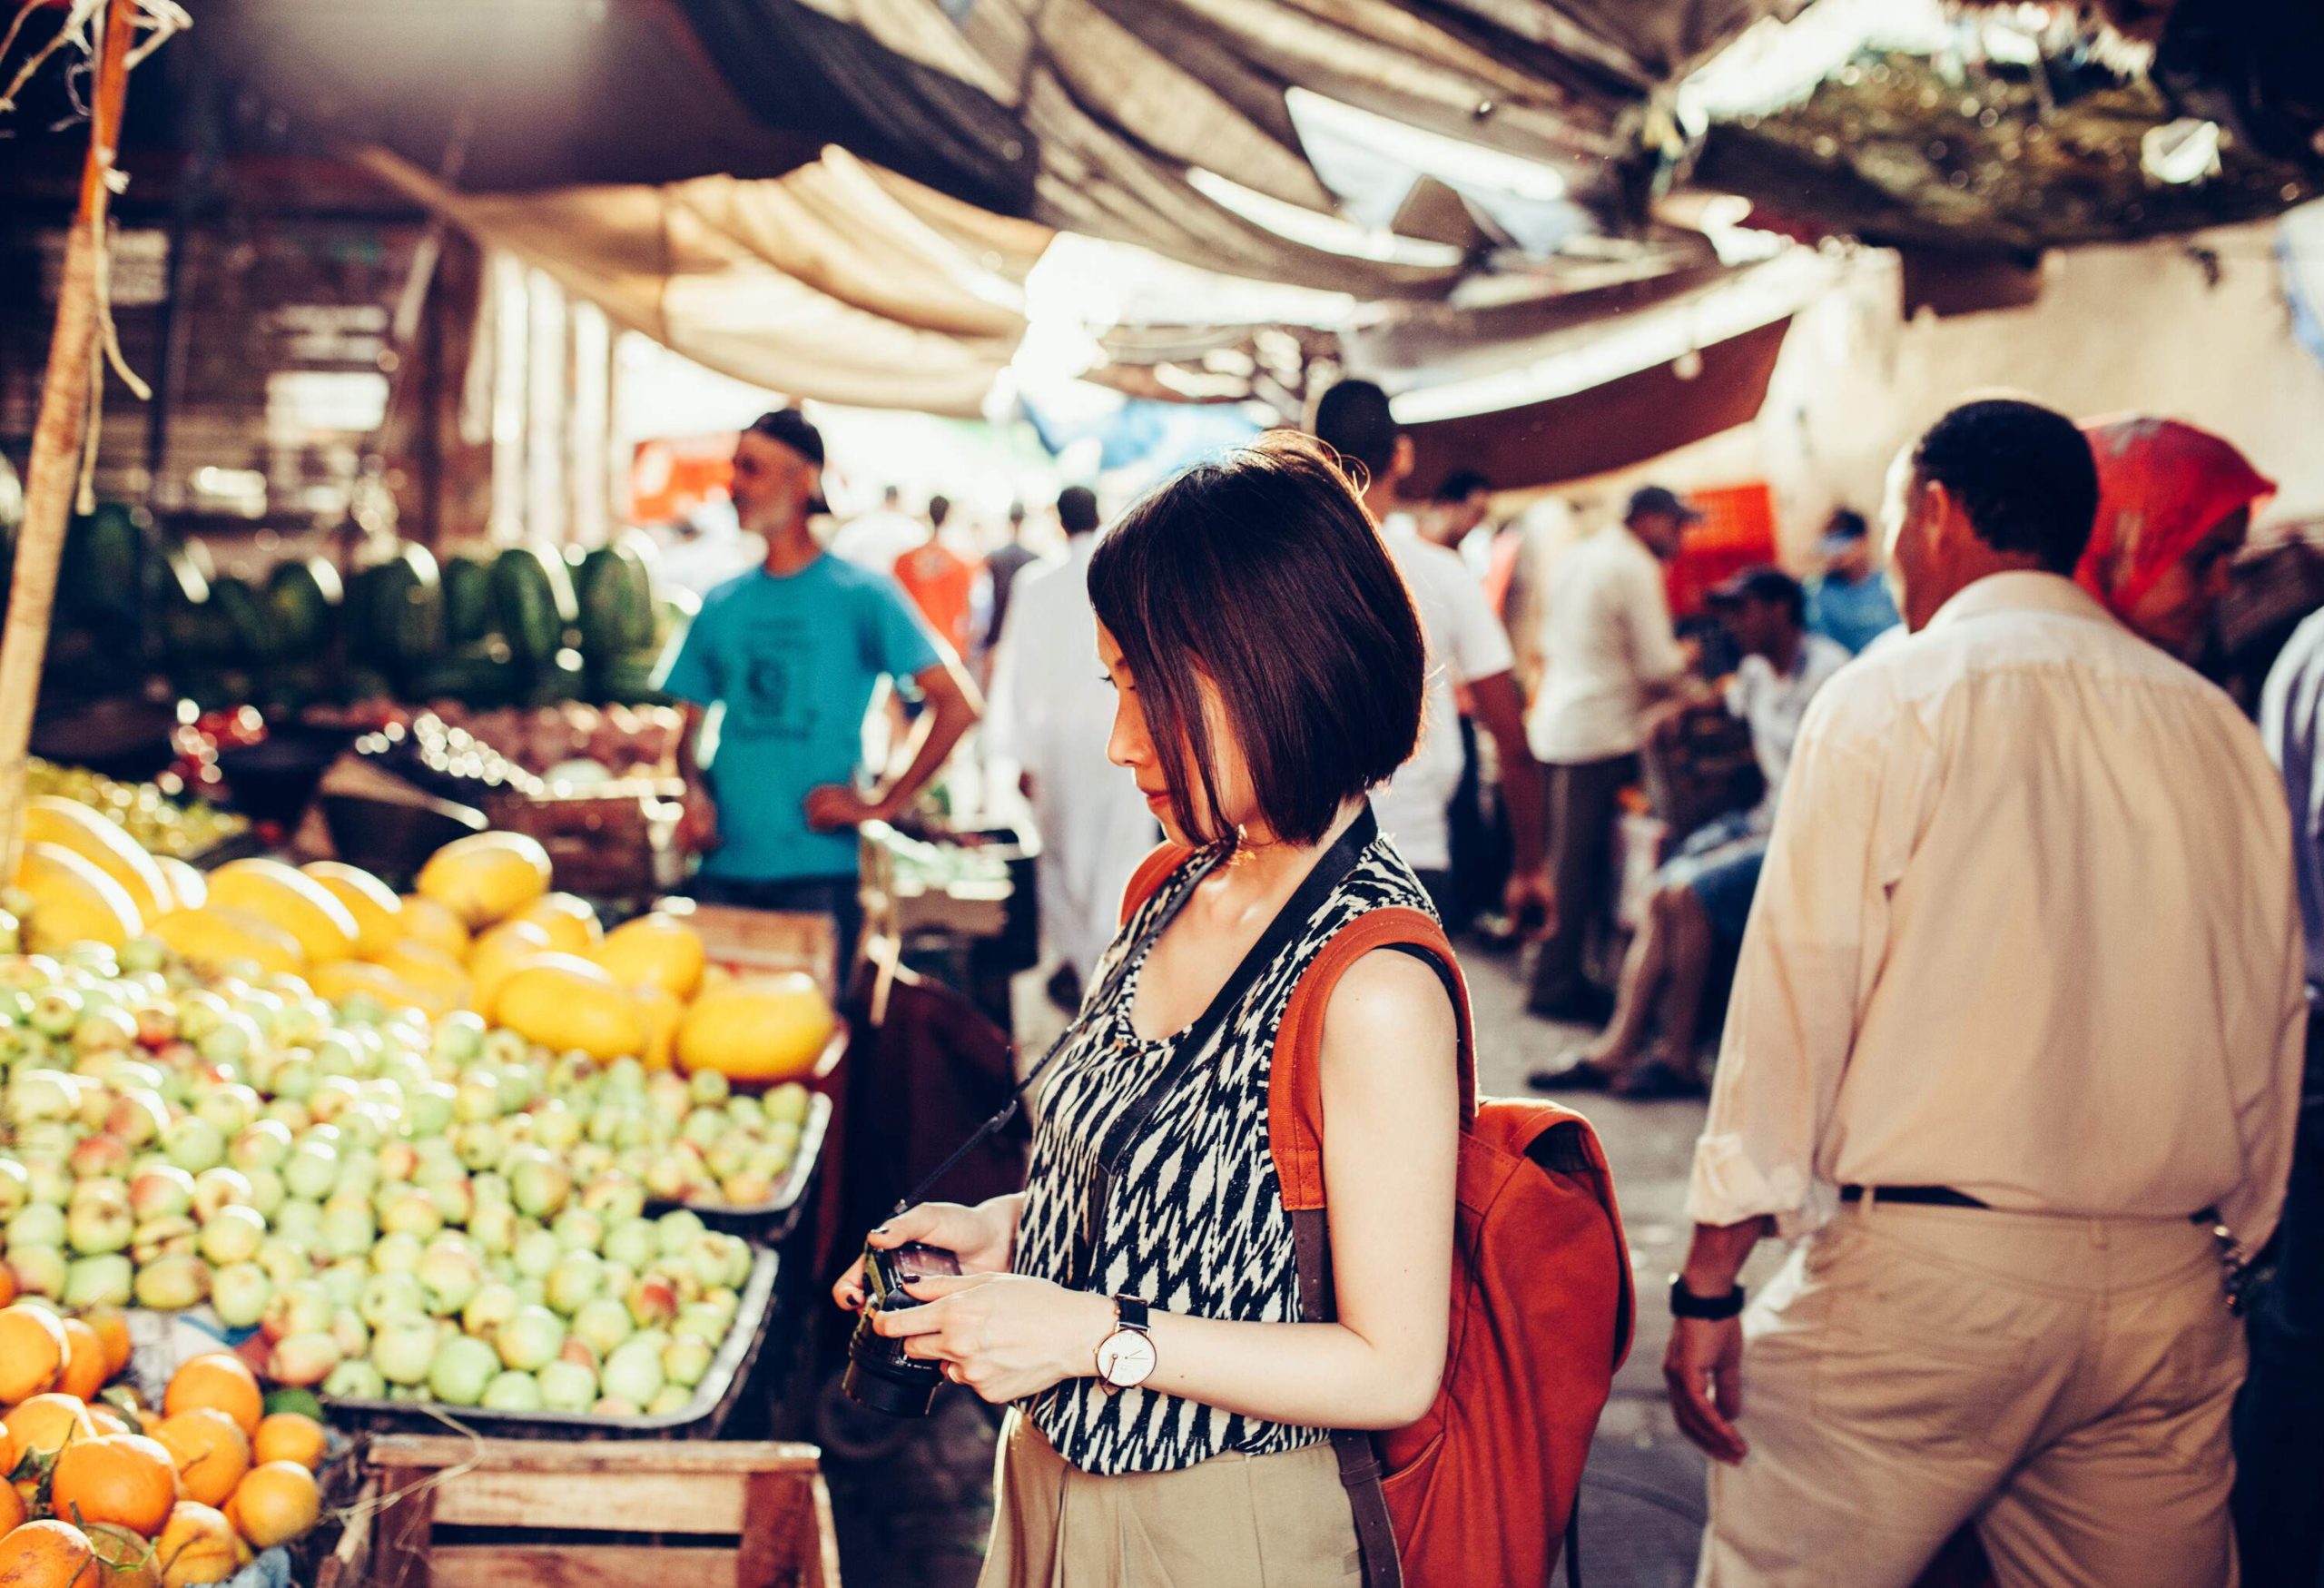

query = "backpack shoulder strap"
1271;908;1473;1588
1118;841;1197;929
1271;907;1476;1216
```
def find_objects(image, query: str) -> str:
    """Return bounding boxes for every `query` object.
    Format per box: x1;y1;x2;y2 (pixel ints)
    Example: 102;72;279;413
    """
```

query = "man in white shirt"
1307;382;1549;928
1533;567;1848;1100
986;486;1157;992
827;484;928;573
1525;486;1693;1019
1665;399;2305;1588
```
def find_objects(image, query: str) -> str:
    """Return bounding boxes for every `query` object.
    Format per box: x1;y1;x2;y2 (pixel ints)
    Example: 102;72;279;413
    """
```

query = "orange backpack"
1123;849;1634;1588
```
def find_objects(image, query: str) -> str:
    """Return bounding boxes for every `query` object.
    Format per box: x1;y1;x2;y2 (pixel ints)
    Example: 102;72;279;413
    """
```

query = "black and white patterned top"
1013;826;1434;1475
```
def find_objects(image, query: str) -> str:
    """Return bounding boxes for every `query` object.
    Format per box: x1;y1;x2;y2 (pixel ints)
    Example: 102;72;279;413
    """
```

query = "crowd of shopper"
669;383;2311;1586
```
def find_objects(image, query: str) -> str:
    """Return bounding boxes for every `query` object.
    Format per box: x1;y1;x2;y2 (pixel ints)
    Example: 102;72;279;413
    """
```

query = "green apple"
266;1277;335;1343
212;1261;273;1327
133;1251;209;1310
537;1357;597;1413
552;1208;604;1255
372;1315;439;1386
645;1383;692;1417
62;1252;133;1310
359;1271;428;1329
197;1205;265;1266
129;1164;195;1223
66;1184;133;1255
463;1280;521;1338
601;1339;665;1406
428;1334;500;1406
655;1209;707;1257
544;1251;606;1316
191;1167;253;1225
481;1368;543;1412
283;1141;340;1200
572;1296;634;1360
418;1238;485;1316
268;1331;344;1387
495;1305;566;1372
512;1228;563;1281
323;1359;387;1400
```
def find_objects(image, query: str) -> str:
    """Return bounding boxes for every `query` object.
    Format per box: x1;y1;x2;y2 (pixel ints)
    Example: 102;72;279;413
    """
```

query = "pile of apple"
0;941;799;1419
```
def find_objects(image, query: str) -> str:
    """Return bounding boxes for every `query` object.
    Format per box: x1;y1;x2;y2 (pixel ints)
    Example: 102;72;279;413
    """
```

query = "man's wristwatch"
1669;1275;1747;1320
1094;1296;1157;1394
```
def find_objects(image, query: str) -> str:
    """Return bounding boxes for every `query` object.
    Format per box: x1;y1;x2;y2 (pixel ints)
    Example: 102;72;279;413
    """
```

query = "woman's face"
2118;506;2250;661
1098;623;1259;848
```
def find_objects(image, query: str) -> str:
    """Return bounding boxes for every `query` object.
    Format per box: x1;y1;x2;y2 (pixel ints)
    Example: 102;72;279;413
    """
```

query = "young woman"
833;432;1461;1586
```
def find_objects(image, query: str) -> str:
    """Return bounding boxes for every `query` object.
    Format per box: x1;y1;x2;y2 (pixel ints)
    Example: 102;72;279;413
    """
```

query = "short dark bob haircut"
1088;430;1425;847
1912;399;2098;575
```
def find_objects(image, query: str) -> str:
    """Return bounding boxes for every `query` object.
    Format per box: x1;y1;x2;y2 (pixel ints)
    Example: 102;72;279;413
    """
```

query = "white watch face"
1097;1328;1157;1389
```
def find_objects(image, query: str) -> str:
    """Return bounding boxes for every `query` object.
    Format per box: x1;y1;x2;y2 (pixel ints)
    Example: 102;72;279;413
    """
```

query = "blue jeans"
2232;1021;2324;1588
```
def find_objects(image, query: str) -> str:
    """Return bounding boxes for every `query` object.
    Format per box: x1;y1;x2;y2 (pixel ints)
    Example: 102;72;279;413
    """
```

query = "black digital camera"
842;1240;962;1416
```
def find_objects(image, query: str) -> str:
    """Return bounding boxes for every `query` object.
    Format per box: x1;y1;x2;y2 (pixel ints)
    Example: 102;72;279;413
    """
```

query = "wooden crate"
361;1435;841;1588
676;903;841;1001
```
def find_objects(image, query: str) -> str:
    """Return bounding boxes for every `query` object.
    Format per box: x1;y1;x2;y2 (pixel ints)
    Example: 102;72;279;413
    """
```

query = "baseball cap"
1818;508;1871;557
1627;485;1702;524
745;408;829;514
1706;565;1803;608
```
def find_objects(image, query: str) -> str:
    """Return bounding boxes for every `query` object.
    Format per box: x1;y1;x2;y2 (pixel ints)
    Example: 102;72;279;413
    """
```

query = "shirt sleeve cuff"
1685;1133;1828;1238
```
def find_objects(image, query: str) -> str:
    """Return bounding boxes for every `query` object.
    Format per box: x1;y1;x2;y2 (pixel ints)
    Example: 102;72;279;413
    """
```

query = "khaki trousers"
979;1409;1364;1588
1699;1200;2245;1588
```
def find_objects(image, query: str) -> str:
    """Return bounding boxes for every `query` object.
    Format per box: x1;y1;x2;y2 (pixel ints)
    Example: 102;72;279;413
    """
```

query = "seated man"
1531;567;1847;1098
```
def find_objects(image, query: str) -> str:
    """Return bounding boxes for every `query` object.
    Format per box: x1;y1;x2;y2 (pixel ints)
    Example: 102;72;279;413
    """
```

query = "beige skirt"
978;1408;1364;1588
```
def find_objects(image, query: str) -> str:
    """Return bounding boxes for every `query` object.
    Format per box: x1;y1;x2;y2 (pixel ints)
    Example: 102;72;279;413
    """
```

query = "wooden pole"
0;0;137;880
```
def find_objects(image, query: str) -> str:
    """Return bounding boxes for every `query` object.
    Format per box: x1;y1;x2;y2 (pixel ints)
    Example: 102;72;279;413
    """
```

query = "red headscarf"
2075;416;2275;620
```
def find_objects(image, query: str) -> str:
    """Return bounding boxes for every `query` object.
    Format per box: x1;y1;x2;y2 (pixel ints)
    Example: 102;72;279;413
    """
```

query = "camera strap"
1070;806;1376;1289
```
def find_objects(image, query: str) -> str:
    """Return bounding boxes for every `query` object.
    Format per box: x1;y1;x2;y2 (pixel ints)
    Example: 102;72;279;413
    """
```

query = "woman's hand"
869;1273;1114;1404
830;1195;1021;1312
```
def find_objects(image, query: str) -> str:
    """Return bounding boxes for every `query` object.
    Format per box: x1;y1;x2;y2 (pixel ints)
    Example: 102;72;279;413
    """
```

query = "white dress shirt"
1689;572;2305;1249
1527;523;1686;764
1374;526;1514;874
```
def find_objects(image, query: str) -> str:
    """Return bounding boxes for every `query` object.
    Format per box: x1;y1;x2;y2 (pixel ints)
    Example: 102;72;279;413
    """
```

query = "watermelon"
264;557;344;659
208;575;273;660
158;547;240;663
404;640;529;709
574;538;656;658
492;544;578;664
441;553;496;646
350;545;445;668
525;646;590;709
58;502;150;624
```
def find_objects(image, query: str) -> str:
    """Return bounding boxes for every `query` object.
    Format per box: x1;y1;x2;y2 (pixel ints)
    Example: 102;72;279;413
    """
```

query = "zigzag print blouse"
1013;830;1434;1475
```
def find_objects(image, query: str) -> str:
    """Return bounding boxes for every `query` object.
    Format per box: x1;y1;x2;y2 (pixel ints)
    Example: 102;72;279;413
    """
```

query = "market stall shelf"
359;1434;842;1588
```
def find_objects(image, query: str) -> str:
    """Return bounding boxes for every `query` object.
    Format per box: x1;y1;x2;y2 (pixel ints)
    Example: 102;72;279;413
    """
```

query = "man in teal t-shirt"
659;409;980;961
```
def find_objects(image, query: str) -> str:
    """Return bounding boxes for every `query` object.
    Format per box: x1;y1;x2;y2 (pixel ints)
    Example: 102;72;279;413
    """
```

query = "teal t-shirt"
659;555;940;882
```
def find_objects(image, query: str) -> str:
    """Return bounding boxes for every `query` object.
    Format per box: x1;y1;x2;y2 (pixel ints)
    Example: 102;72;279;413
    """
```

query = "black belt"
1839;1185;1989;1209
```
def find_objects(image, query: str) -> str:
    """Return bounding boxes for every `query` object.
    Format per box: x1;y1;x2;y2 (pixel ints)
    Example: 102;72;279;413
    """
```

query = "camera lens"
842;1311;943;1415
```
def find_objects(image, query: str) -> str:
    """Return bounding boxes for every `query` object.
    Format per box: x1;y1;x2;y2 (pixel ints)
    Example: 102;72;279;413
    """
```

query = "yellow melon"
495;955;645;1061
462;920;554;1021
16;841;144;952
25;795;172;920
676;973;835;1084
299;862;403;959
153;855;207;912
204;860;358;963
149;908;306;981
636;984;684;1071
511;893;601;954
415;833;553;929
364;938;471;1013
397;894;469;960
593;912;706;1001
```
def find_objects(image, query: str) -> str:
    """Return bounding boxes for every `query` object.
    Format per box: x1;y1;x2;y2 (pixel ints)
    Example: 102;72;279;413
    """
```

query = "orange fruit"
81;1523;159;1588
84;1408;132;1442
5;1393;97;1465
222;1462;319;1550
84;1316;131;1381
0;1517;98;1587
0;1475;25;1533
56;1320;107;1406
152;1503;234;1588
248;1415;324;1474
0;1267;19;1308
0;1305;69;1404
148;1411;246;1511
160;1358;260;1442
51;1435;179;1539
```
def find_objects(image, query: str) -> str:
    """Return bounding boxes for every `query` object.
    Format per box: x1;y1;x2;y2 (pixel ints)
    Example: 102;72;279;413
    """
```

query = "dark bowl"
214;725;363;827
320;791;489;889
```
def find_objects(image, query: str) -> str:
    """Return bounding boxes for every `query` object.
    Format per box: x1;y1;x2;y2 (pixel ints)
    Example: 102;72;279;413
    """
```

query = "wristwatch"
1669;1275;1746;1321
1094;1295;1157;1394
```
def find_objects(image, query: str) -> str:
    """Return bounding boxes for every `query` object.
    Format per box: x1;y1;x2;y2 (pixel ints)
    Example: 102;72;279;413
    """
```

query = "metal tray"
323;1248;779;1441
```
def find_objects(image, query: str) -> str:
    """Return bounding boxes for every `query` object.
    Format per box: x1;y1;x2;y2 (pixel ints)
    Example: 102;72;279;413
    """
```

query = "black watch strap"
1113;1294;1151;1331
1669;1274;1746;1320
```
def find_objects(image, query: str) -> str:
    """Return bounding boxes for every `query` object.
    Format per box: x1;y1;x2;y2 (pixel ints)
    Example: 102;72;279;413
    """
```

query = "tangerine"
79;1523;159;1588
81;1410;131;1443
151;1504;234;1588
0;1267;18;1308
51;1435;179;1539
247;1415;324;1474
5;1395;96;1465
82;1317;130;1381
159;1359;259;1443
0;1475;24;1534
0;1517;99;1588
222;1462;319;1551
147;1412;246;1512
0;1306;68;1405
54;1321;106;1406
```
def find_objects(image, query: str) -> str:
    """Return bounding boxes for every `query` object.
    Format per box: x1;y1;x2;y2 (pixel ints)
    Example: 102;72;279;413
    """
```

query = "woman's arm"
874;949;1459;1429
